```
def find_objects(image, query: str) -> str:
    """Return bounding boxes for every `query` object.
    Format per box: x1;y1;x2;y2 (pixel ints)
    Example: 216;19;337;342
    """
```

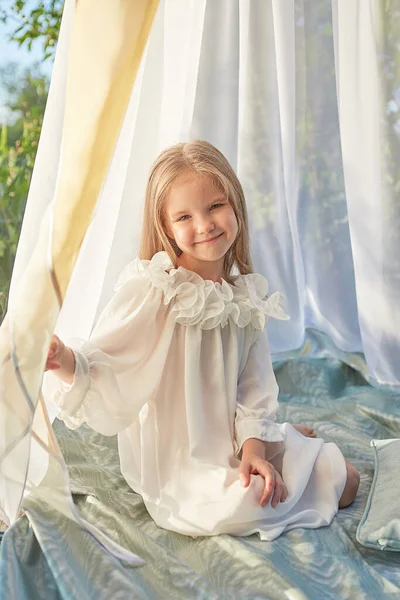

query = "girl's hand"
239;454;288;508
45;334;65;371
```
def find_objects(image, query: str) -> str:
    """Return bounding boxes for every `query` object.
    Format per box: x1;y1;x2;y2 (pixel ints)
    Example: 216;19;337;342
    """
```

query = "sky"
0;5;54;121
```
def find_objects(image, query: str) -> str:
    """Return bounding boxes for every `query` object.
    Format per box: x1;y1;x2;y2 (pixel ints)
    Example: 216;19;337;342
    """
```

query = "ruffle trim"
234;406;286;456
115;252;289;331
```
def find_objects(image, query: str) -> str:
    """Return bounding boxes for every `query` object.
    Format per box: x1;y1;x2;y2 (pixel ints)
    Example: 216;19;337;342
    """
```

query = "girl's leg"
282;430;360;508
272;429;360;507
339;458;360;508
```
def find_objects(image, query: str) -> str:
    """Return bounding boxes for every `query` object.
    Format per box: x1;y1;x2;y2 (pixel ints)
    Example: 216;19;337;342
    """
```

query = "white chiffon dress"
51;252;347;540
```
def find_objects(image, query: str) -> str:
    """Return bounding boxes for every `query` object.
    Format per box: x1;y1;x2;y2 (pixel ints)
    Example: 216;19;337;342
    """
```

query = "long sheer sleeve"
234;329;285;457
46;260;169;436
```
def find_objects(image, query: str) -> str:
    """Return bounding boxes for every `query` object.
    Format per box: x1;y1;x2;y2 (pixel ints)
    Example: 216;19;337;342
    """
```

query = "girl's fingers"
260;469;275;507
260;471;288;508
271;480;283;508
242;460;289;507
239;462;251;488
273;477;289;507
45;361;61;371
48;335;61;358
281;485;288;503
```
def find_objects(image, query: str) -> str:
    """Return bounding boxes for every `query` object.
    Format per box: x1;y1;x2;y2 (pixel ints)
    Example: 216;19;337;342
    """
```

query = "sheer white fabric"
47;253;346;539
0;0;158;565
17;0;399;390
10;0;399;388
333;1;400;386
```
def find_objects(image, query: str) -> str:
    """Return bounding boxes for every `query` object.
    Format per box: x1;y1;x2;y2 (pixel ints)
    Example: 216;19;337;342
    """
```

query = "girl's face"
164;171;238;277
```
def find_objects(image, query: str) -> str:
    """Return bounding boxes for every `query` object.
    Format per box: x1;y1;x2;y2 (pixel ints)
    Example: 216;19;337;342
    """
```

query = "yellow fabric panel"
0;0;158;562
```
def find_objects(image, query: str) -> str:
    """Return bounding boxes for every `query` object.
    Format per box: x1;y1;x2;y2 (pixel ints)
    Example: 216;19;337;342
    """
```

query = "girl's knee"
339;460;360;508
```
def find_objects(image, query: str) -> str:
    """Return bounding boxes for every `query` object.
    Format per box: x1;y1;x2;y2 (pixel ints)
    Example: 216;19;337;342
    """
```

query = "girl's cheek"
225;206;238;225
173;228;189;245
228;214;239;235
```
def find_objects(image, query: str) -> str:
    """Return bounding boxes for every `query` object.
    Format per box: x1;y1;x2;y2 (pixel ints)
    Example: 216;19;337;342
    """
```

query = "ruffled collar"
116;252;289;331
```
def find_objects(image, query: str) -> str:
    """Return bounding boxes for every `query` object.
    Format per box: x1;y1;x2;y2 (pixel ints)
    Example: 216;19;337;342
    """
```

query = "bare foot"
292;424;317;438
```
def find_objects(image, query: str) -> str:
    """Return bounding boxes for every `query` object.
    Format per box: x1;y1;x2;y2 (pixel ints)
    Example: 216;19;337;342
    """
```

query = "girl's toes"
292;424;317;438
305;427;317;438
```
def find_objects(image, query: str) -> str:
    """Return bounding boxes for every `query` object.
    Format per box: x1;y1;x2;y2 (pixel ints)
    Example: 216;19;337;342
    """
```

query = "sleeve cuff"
54;349;91;430
234;416;285;456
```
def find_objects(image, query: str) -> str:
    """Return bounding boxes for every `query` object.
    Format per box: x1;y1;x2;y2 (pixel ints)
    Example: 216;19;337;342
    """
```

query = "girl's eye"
210;203;223;210
178;215;190;221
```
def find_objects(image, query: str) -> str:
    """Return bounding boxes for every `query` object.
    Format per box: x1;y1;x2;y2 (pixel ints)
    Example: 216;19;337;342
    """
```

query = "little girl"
46;140;359;540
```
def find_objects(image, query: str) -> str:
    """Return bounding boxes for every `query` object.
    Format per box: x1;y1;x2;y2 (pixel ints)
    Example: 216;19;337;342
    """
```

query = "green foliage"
0;2;61;320
0;67;49;320
0;1;63;60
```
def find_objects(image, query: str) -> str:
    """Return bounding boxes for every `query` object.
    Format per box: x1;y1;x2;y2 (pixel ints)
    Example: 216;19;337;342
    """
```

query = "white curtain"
11;0;400;391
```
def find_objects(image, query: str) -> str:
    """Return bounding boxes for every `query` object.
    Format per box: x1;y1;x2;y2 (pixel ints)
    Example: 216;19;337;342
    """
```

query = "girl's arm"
234;328;284;458
235;329;288;507
43;268;161;436
241;437;265;461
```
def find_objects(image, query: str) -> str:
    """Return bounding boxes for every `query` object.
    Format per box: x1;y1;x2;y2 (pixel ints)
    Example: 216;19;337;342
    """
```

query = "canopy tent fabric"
1;0;400;563
11;0;400;386
0;0;159;563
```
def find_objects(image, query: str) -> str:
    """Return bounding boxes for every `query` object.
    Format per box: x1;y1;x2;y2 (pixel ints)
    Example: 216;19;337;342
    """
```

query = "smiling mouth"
195;233;223;245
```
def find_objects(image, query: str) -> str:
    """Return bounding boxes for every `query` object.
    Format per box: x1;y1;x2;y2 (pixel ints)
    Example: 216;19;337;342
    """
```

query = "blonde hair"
139;140;253;282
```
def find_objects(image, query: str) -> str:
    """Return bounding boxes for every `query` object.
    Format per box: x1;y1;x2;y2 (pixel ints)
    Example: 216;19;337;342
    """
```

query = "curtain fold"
333;0;400;386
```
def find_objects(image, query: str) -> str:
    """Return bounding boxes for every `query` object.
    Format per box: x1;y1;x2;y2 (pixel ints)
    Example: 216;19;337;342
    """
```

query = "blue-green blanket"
1;358;400;599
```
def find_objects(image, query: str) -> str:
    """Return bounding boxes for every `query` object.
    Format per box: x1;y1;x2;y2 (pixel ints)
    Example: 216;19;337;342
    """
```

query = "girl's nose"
196;217;215;235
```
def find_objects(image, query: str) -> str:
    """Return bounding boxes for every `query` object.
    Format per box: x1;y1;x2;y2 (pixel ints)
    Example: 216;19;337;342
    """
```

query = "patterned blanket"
1;358;400;599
